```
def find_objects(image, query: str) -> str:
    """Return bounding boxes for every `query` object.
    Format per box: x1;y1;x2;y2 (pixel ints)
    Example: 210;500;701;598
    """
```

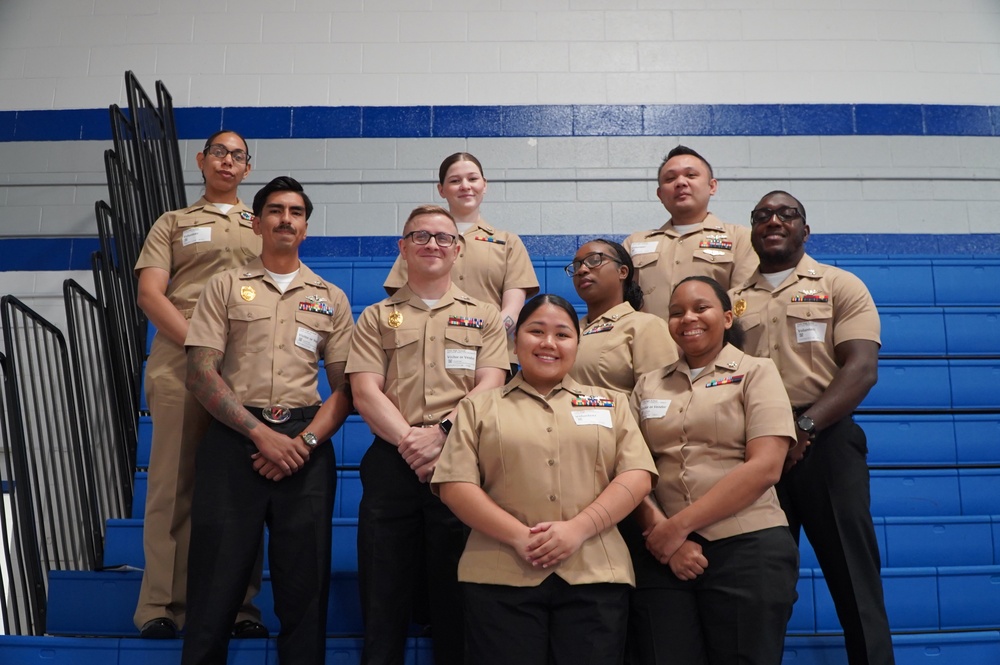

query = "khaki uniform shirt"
432;374;657;587
134;197;261;318
630;344;795;541
186;257;354;408
623;213;757;321
345;283;509;426
729;254;881;408
570;302;678;396
383;221;539;362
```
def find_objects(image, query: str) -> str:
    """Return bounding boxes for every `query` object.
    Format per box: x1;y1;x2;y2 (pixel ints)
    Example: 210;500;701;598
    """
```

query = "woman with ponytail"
567;238;678;396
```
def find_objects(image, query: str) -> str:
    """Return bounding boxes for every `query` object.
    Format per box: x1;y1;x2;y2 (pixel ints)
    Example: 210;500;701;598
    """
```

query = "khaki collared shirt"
623;213;757;321
631;344;794;541
186;257;354;407
570;302;678;396
134;197;261;318
345;283;508;426
432;374;657;587
729;253;881;408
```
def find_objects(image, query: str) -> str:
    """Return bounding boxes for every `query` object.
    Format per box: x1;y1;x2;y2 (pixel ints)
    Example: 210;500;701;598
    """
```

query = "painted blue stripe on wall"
2;104;999;142
2;234;999;272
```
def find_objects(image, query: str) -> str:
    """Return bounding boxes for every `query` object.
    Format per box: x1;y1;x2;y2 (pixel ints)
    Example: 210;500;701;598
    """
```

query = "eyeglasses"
750;206;803;225
403;230;458;247
204;143;251;164
564;252;620;277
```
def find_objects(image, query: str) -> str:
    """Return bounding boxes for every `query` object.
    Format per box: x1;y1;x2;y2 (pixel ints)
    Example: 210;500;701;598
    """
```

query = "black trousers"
777;416;895;665
358;437;468;665
629;527;799;665
464;575;630;665
181;413;335;665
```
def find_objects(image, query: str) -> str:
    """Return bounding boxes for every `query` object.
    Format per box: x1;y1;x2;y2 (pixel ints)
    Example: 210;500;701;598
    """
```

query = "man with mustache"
181;177;355;665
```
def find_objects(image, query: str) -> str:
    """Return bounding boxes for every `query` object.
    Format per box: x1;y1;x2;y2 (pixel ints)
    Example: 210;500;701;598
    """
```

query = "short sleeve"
185;271;231;353
345;305;388;375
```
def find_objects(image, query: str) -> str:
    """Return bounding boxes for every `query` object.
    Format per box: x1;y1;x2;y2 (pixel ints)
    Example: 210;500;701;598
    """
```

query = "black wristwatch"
796;415;816;438
439;418;453;435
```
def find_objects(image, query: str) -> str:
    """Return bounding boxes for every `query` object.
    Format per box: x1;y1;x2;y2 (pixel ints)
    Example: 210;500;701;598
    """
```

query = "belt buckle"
261;405;291;424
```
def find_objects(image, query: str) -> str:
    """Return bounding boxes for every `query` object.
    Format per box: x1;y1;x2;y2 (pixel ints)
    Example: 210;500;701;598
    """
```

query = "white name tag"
182;226;211;246
445;348;477;371
795;321;827;344
571;409;613;428
630;241;658;256
640;399;671;420
295;327;321;353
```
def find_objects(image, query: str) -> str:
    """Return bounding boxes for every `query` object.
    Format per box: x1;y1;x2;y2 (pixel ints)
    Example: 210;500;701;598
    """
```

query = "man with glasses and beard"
730;191;894;665
347;204;508;665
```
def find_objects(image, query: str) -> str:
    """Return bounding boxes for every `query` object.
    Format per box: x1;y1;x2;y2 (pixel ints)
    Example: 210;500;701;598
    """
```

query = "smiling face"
656;153;717;223
571;241;627;310
515;302;580;395
438;158;487;218
750;191;810;271
252;190;308;253
195;131;250;201
399;212;460;279
667;279;732;369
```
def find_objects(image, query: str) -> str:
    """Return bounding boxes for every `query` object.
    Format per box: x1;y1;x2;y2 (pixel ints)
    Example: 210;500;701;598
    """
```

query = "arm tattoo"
186;346;259;437
503;315;515;332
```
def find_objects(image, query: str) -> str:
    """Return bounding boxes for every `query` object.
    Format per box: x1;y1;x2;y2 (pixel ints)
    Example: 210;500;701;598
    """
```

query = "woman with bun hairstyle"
384;152;539;368
628;276;799;665
133;130;266;640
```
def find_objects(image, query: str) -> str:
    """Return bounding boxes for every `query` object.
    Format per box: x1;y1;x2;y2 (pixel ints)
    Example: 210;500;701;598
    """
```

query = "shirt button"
773;344;779;350
430;336;436;341
772;317;778;323
429;389;435;395
429;362;436;368
548;495;556;502
459;276;464;280
280;319;285;323
546;427;553;432
277;369;284;375
225;247;230;251
547;459;555;466
675;260;681;265
246;313;252;319
279;344;285;349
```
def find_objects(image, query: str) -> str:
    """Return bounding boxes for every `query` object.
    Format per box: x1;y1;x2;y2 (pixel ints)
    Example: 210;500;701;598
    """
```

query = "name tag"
182;227;211;246
571;410;613;428
795;321;827;344
295;327;321;353
629;241;658;256
445;348;477;371
640;399;670;420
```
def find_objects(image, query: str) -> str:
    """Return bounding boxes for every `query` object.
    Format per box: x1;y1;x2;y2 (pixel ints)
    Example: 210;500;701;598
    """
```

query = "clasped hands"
643;517;708;581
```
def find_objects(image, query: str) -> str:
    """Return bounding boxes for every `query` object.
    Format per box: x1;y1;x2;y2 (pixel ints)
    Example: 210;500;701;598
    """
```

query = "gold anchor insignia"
240;286;256;302
388;311;403;328
733;299;747;317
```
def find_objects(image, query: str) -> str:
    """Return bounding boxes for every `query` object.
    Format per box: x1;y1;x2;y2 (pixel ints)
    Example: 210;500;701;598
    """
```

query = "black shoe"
231;619;269;639
140;617;178;639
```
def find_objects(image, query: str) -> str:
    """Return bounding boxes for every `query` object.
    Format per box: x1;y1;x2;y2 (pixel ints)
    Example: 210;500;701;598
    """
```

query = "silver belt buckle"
261;405;291;424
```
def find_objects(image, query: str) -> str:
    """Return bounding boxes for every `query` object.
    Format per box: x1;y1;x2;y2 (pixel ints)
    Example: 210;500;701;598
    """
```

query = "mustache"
276;224;295;232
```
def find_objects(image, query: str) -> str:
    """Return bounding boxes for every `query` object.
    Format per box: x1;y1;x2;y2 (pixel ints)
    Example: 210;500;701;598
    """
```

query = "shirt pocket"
786;302;834;348
174;217;217;258
293;310;334;359
228;304;272;353
443;327;483;375
692;249;734;266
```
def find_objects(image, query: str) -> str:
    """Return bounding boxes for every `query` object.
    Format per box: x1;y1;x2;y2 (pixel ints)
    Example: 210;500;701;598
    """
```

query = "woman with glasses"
628;276;799;665
567;239;677;396
433;294;657;665
133;130;266;640
384;152;539;371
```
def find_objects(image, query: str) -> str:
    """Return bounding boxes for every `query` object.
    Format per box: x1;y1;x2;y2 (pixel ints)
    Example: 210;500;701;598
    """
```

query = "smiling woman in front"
628;276;799;665
432;294;657;665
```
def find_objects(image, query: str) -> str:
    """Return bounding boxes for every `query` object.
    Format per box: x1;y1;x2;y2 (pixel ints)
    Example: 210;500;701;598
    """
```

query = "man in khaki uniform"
181;177;354;665
623;145;757;321
731;190;894;665
347;204;508;665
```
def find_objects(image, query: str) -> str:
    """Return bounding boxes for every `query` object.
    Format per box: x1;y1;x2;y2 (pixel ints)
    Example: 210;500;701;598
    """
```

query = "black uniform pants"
464;575;630;665
181;412;335;665
358;437;468;665
629;526;799;665
777;416;896;665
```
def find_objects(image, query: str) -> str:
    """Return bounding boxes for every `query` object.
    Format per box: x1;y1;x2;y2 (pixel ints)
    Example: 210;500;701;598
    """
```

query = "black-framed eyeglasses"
204;143;251;164
750;206;803;225
403;230;458;247
564;252;621;277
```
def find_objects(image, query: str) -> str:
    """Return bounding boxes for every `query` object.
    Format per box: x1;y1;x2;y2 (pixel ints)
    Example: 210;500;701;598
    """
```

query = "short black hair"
659;145;714;180
252;176;313;220
755;190;807;222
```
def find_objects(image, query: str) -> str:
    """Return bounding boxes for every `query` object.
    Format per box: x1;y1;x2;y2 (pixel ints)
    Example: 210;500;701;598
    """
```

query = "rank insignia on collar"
240;286;256;302
473;236;506;245
388;311;403;328
583;322;614;335
571;395;614;407
240;211;253;221
705;375;744;388
807;269;817;275
448;316;484;329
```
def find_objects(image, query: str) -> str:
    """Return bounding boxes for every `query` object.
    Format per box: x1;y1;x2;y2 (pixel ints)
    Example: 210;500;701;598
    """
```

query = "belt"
244;404;320;424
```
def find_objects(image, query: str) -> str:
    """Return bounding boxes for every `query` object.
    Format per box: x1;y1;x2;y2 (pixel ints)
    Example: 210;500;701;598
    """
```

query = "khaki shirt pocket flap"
229;304;272;322
444;327;484;347
786;302;833;321
381;328;419;350
295;310;334;332
632;253;659;269
738;311;762;331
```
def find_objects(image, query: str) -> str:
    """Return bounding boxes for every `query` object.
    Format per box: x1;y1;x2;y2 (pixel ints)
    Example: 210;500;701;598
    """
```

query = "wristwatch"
439;418;453;436
300;431;319;448
796;415;816;438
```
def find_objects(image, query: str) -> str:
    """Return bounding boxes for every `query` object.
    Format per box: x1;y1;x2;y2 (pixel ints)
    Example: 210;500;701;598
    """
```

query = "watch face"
797;416;815;433
302;432;318;447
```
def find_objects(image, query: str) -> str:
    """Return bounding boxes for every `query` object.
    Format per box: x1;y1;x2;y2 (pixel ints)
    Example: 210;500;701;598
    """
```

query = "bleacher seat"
933;260;1000;306
858;414;958;466
879;307;947;355
954;414;1000;463
836;259;936;306
863;360;951;409
870;469;961;517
